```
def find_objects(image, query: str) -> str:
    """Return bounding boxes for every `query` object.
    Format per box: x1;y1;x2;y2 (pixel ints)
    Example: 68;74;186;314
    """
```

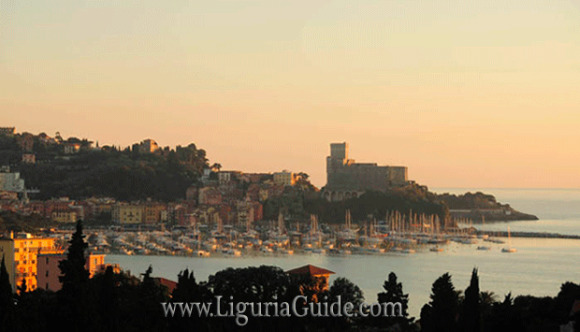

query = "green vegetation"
436;191;539;222
264;184;449;224
1;131;209;201
436;192;505;210
1;131;537;222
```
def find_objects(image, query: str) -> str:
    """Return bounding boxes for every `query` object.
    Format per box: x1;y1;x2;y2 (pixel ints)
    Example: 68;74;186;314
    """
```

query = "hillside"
0;132;208;201
437;191;539;222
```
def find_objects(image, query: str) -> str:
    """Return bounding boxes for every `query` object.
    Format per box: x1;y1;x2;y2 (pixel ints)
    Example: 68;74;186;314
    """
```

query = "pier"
477;230;580;240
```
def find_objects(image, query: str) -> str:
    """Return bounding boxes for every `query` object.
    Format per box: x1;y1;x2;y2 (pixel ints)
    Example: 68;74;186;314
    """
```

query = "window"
46;270;48;277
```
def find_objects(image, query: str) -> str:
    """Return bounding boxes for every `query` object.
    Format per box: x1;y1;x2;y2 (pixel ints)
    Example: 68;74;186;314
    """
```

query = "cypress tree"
57;220;95;331
460;268;481;332
59;220;89;290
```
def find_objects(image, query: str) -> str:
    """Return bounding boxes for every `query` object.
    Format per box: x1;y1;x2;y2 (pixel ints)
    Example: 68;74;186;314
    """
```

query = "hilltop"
0;131;207;201
0;129;537;224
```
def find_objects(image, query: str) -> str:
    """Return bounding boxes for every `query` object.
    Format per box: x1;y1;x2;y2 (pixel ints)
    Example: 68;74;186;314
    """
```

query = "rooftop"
286;264;335;276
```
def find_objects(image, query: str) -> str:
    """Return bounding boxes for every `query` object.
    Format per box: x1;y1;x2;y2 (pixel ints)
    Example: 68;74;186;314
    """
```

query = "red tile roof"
154;277;177;295
286;264;335;276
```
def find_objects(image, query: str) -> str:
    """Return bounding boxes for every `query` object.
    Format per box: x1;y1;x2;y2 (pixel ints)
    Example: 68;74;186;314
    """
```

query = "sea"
106;188;580;317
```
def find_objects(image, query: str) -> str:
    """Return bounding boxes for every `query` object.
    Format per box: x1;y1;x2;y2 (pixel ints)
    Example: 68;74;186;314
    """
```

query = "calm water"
106;188;580;317
439;188;580;235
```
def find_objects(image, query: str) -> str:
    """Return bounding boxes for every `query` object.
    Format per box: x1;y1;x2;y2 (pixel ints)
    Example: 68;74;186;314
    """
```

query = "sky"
1;0;579;188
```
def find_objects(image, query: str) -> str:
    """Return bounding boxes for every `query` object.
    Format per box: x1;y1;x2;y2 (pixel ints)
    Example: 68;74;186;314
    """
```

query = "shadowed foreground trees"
420;272;460;332
459;268;481;332
377;272;413;331
0;224;579;331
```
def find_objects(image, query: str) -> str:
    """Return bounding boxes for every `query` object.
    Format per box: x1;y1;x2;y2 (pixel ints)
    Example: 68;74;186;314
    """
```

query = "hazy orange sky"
1;0;579;188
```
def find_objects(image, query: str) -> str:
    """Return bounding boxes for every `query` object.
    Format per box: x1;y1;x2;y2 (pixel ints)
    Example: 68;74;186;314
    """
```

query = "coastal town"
0;127;536;294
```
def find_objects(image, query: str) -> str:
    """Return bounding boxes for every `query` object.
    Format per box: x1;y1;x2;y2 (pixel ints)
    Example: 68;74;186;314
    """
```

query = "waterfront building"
37;253;119;291
112;203;144;224
0;233;57;292
144;202;167;224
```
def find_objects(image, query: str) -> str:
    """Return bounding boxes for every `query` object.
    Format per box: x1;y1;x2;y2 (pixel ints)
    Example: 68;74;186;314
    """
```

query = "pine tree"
377;272;412;330
426;273;459;332
460;268;481;332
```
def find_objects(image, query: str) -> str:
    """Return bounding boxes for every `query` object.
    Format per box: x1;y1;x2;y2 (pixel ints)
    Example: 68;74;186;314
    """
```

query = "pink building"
37;253;117;291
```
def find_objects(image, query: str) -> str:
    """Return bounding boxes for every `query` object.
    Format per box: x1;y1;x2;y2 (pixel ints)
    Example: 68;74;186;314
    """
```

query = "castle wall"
323;142;409;201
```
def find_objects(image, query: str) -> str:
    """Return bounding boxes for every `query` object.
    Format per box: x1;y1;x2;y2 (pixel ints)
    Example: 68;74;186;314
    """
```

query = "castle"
322;142;408;202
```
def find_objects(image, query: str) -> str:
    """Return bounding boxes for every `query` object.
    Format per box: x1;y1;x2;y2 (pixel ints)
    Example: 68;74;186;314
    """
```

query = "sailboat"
501;226;517;253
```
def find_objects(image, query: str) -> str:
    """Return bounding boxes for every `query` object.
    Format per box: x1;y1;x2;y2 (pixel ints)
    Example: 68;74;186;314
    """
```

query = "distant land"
436;191;539;222
0;127;537;225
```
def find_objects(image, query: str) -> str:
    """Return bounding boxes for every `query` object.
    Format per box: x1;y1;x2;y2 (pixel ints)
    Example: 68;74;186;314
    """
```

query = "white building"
0;169;26;192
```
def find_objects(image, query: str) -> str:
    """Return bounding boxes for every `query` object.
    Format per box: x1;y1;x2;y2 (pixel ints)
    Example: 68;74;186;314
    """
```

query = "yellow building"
0;233;57;292
144;203;166;224
112;204;144;224
51;209;78;223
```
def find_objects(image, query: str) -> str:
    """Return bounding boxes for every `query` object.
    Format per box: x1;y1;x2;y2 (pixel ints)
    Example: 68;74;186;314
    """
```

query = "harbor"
44;209;578;259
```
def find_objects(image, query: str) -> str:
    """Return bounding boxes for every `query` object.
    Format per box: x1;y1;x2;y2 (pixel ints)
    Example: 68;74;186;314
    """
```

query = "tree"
377;272;412;330
423;273;459;332
485;293;524;331
17;277;27;296
0;256;15;329
171;269;212;332
59;220;89;290
57;220;97;332
95;266;119;331
460;268;481;332
420;304;433;332
329;277;364;308
322;277;364;330
137;266;170;331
